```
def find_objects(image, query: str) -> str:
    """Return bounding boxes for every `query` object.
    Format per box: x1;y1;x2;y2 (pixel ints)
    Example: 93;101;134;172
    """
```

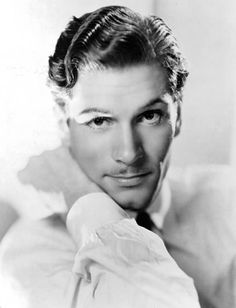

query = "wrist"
66;192;128;247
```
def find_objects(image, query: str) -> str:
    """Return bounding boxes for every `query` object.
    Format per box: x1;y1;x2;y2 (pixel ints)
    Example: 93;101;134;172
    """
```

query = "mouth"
107;172;151;187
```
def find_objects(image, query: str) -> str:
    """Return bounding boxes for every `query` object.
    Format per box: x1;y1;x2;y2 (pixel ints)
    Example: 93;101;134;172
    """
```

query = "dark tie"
135;211;154;231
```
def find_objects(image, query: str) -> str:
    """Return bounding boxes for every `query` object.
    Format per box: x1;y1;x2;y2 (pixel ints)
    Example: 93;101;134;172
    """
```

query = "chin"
109;189;154;212
99;172;160;211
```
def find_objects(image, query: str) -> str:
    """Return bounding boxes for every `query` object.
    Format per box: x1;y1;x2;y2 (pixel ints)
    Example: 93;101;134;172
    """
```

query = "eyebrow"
78;97;167;116
138;98;167;111
79;107;112;116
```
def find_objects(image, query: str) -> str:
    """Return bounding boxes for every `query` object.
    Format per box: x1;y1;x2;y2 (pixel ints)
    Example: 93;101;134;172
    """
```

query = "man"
47;5;186;212
1;5;234;308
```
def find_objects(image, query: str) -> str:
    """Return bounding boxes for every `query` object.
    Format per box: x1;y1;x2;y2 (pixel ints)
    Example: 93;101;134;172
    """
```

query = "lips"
107;172;151;187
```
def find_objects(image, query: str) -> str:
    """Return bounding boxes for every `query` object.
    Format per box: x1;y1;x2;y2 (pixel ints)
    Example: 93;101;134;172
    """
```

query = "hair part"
48;6;188;108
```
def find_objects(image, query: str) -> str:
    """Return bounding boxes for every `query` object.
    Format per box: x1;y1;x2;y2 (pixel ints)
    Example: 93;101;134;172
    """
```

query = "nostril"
113;145;144;165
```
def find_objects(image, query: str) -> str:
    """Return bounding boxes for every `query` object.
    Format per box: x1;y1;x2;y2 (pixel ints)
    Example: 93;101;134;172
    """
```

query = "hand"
17;145;101;211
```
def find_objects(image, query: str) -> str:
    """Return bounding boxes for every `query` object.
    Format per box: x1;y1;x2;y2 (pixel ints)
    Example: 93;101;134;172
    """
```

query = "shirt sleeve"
0;193;200;308
65;192;200;308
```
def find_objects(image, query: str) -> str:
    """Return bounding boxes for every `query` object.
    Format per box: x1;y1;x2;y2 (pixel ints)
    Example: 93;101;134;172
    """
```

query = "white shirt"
0;191;200;308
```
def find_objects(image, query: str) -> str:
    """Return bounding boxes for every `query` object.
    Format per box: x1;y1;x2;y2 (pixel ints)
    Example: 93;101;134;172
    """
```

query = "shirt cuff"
66;192;129;247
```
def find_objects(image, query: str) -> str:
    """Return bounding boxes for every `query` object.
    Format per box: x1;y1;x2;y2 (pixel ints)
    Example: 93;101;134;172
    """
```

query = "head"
48;6;188;211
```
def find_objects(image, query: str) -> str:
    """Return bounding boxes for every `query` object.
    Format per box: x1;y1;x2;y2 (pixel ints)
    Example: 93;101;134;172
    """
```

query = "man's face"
69;64;179;211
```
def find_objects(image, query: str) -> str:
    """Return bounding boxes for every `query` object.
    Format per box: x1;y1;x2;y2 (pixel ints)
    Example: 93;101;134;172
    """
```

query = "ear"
174;101;182;137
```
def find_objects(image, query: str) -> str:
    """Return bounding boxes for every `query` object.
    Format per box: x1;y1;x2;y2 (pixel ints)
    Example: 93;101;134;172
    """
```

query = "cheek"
69;124;109;177
142;125;174;163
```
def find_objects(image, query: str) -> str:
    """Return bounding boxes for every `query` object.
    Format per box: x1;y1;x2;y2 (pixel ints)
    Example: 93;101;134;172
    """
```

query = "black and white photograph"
0;1;235;307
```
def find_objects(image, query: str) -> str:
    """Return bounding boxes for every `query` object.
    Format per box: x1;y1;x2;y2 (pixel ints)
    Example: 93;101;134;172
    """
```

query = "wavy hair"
48;6;188;107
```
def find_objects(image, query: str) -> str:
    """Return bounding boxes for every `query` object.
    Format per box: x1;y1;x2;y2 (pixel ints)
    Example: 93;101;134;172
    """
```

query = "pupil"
94;118;104;125
145;112;154;120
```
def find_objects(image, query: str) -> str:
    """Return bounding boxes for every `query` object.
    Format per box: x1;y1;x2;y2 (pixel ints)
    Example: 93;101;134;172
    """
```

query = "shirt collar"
126;179;171;230
148;179;171;230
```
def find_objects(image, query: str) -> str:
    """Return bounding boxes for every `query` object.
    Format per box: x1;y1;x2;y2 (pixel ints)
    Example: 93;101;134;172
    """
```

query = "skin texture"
69;64;179;211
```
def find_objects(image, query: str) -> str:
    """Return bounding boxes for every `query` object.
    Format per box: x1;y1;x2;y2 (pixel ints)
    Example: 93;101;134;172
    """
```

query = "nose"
112;125;144;165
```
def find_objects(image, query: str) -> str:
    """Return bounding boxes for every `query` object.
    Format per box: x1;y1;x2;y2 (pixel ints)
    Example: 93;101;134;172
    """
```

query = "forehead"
70;64;170;114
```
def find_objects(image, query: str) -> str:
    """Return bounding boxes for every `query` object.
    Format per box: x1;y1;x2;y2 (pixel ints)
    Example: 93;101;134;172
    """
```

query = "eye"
138;110;165;126
86;117;113;129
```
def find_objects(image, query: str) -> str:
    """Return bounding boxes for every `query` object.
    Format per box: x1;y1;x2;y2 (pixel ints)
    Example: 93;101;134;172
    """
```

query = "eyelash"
85;109;166;130
85;117;112;129
137;110;166;125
